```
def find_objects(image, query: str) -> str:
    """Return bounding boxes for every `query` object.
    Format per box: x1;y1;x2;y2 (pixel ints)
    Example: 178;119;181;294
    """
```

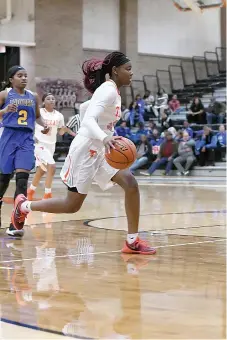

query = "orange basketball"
105;137;137;170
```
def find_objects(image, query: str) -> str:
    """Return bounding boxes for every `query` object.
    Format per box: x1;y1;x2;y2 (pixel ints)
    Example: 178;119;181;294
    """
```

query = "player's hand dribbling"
103;136;123;154
3;104;17;113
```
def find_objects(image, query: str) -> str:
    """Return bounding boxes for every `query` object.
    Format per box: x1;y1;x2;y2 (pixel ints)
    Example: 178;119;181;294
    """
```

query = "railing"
168;65;185;90
142;75;158;93
204;51;219;76
192;56;208;82
156;69;171;93
215;47;226;73
130;80;144;100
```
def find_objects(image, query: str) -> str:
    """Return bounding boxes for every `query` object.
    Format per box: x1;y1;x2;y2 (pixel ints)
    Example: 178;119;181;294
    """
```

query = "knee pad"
15;172;29;199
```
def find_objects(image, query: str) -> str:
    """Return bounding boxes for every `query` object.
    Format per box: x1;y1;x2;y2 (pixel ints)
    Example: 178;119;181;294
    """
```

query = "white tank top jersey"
78;80;121;141
35;108;65;144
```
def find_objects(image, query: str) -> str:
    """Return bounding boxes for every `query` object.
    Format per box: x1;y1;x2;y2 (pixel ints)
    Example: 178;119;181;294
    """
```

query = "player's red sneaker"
11;194;29;230
121;237;156;255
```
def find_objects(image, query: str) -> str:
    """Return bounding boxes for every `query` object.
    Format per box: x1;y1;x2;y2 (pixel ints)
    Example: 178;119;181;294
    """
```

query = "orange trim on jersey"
63;156;72;182
106;80;120;95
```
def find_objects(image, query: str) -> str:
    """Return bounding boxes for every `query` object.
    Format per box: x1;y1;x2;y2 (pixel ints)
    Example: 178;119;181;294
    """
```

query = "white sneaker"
6;224;24;237
184;171;189;176
140;171;151;176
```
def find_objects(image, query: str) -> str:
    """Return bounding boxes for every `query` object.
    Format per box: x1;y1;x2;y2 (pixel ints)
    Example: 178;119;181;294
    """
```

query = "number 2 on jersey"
18;110;28;126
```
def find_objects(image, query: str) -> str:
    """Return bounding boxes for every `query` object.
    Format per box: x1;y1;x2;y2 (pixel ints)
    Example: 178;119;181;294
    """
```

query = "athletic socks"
30;184;37;191
127;233;138;244
21;201;32;213
44;188;52;194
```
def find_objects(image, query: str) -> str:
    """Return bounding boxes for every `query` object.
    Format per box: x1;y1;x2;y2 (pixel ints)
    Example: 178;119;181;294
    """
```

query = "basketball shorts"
60;134;119;194
35;142;56;171
0;127;35;174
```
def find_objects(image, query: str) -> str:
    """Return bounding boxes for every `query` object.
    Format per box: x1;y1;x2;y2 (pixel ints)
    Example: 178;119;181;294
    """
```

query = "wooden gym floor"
0;177;226;339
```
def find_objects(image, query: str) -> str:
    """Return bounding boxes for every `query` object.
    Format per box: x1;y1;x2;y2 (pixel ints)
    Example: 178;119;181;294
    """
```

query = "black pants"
198;148;215;166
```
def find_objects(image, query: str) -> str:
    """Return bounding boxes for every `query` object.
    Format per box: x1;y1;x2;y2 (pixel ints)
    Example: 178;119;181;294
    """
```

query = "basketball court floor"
0;176;225;339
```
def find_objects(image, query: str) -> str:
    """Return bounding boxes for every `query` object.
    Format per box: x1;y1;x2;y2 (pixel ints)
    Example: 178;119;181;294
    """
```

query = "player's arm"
81;86;116;141
34;93;49;134
58;126;76;137
0;90;17;118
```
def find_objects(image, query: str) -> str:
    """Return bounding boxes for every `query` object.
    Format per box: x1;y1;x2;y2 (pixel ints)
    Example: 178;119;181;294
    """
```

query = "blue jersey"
1;88;36;131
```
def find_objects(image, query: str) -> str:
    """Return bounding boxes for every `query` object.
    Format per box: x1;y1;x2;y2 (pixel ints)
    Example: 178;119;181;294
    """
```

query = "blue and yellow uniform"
0;88;36;174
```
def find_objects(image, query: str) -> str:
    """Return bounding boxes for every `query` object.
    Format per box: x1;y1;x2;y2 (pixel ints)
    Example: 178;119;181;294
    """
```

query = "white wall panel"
138;0;221;57
0;0;35;46
83;0;119;50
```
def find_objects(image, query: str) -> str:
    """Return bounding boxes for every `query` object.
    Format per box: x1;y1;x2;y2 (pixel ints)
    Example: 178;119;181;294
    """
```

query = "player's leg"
0;174;12;228
112;170;156;254
43;163;56;199
27;167;45;200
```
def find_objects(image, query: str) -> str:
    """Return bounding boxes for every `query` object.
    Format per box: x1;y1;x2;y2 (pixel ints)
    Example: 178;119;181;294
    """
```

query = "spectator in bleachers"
183;120;194;138
160;111;173;132
195;126;217;166
143;91;155;119
169;95;180;113
150;129;164;159
216;124;226;161
173;131;195;176
134;122;148;142
129;100;144;126
115;121;131;138
121;104;130;122
187;96;206;124
168;127;177;140
144;131;178;176
217;124;226;147
129;135;152;174
206;97;226;125
147;120;157;140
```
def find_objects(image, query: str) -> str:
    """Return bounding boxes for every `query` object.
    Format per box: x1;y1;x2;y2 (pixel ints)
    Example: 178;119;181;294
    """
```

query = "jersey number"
18;110;28;126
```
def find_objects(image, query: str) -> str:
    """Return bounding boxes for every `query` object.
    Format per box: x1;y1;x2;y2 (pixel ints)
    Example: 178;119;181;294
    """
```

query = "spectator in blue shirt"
129;97;145;126
115;121;131;138
134;122;148;143
183;120;194;138
217;124;226;147
195;126;217;166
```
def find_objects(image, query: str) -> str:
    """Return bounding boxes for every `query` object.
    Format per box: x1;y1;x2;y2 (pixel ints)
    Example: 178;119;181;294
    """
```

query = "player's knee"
15;172;29;198
48;163;56;175
121;172;139;192
65;200;83;213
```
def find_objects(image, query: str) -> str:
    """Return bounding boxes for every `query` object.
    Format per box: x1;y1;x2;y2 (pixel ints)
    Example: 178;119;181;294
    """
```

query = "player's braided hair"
82;51;130;94
1;66;25;90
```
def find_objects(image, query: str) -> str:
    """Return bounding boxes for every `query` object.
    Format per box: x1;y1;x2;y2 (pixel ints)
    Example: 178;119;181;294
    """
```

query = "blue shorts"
0;128;35;174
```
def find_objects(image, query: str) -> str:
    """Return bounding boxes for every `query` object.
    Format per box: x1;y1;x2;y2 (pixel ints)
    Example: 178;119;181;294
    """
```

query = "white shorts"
60;134;118;194
35;142;56;171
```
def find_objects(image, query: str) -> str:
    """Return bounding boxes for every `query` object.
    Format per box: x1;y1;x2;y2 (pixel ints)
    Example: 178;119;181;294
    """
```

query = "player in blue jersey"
0;65;49;237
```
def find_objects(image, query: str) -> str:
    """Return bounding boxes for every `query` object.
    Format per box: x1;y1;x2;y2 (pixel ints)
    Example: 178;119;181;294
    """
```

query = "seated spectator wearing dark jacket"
173;131;195;175
129;135;152;174
187;97;206;124
169;95;180;112
206;97;226;125
195;126;217;166
144;131;178;176
160;111;173;132
115;121;131;138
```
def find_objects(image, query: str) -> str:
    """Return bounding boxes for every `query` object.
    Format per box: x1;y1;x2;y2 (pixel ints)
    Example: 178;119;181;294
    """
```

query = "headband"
7;66;25;79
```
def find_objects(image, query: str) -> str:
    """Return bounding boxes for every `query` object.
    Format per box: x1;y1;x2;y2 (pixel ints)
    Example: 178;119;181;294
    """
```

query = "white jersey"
35;108;65;145
78;80;121;142
60;80;121;194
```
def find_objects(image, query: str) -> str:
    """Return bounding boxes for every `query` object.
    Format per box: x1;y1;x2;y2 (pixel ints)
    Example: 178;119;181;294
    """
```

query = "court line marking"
0;238;224;264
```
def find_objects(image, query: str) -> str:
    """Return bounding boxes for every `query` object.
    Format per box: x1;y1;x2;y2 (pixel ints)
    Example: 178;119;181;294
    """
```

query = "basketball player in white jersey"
12;51;156;255
28;93;75;200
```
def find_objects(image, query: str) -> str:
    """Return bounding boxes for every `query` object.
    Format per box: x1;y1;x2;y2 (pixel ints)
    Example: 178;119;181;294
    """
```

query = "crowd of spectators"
114;89;226;175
